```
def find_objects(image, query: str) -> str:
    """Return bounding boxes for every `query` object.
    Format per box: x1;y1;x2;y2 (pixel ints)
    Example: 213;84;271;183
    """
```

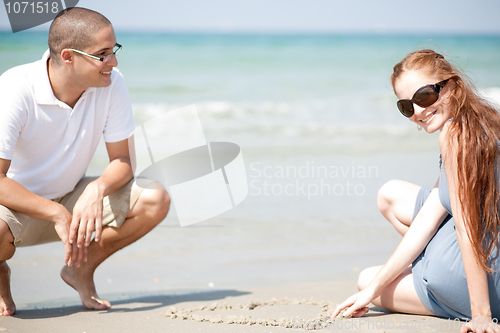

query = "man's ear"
60;49;74;64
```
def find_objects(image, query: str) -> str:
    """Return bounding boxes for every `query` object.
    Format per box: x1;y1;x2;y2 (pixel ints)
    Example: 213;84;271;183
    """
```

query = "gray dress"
411;163;500;319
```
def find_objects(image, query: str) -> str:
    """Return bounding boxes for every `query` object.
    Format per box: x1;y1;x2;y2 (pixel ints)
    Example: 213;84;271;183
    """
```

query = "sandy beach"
0;280;461;333
1;150;446;332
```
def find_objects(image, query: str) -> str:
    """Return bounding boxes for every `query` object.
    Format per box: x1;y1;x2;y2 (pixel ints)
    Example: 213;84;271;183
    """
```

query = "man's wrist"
88;179;107;200
46;200;68;223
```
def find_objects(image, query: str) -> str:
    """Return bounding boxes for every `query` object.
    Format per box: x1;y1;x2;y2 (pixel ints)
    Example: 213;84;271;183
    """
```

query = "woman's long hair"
391;49;500;272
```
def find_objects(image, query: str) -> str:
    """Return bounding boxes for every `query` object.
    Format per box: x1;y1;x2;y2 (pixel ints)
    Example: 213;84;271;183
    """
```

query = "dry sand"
0;281;461;333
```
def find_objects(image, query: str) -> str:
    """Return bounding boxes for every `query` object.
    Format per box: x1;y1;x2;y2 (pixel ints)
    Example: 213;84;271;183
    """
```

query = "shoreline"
2;281;458;333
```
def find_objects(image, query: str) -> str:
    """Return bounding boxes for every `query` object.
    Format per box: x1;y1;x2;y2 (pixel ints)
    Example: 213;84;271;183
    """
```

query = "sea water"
1;31;500;308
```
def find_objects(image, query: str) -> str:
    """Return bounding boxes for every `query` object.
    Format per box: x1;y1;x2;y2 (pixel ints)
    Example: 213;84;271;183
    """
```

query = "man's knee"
154;188;171;221
0;219;15;261
139;183;170;223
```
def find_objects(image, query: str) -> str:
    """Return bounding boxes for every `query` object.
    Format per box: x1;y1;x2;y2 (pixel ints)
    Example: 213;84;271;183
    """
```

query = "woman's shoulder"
438;119;457;154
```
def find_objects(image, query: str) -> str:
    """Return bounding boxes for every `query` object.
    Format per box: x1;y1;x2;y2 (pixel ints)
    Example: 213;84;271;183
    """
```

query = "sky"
1;0;500;34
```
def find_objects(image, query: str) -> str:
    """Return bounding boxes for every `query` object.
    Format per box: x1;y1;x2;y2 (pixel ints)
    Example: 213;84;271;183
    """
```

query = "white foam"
480;87;500;107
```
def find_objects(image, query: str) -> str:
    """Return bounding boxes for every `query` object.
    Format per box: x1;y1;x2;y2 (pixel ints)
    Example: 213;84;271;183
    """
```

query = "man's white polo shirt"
0;50;135;199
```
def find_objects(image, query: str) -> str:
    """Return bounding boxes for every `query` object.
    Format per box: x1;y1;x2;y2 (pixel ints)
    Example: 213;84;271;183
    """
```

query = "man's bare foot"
60;265;111;310
0;262;16;316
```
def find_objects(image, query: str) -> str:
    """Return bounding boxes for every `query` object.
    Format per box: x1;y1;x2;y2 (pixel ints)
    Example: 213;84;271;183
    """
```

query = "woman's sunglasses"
396;79;450;117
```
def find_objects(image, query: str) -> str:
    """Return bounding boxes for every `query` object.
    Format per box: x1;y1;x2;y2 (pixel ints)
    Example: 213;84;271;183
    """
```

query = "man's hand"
52;204;74;265
63;139;132;267
68;181;104;267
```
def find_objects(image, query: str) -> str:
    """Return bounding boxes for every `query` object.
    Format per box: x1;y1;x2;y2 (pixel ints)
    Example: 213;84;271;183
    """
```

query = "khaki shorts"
0;177;151;247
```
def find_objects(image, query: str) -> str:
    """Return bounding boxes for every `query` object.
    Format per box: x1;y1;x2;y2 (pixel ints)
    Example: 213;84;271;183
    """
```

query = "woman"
332;49;500;333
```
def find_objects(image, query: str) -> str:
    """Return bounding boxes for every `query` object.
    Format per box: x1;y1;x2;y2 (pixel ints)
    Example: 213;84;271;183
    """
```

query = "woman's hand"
461;317;500;333
331;288;375;319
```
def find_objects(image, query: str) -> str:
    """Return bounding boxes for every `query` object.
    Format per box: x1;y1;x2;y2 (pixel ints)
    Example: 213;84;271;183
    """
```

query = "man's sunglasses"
397;79;450;117
68;43;122;62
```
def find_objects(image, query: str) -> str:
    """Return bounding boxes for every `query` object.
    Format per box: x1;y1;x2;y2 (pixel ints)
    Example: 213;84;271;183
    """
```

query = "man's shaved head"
48;7;111;65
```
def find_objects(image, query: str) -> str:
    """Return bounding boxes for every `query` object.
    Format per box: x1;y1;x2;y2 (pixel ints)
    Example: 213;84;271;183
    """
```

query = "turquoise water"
2;32;500;307
2;32;499;154
2;33;499;108
1;32;499;140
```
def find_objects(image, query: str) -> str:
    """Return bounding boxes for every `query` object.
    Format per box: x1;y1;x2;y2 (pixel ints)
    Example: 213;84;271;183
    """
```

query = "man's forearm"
90;157;134;199
0;174;63;222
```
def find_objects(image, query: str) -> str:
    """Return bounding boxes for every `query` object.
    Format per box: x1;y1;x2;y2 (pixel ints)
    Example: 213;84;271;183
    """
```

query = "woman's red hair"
392;49;500;272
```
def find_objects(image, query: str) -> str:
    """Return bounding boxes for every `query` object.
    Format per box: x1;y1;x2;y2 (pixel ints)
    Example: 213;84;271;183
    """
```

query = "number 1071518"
5;1;59;14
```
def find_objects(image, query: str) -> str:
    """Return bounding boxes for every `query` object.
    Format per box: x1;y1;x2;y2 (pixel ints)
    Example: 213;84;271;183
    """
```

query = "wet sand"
3;150;445;331
1;281;458;333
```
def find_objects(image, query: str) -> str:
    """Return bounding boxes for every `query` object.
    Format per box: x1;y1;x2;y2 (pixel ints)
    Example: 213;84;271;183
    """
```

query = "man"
0;7;170;315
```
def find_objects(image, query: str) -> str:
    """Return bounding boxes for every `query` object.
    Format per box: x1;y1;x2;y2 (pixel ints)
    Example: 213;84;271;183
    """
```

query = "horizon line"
1;28;500;37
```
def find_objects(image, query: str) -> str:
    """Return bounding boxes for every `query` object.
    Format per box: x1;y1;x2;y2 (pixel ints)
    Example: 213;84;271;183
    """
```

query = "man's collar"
34;50;58;105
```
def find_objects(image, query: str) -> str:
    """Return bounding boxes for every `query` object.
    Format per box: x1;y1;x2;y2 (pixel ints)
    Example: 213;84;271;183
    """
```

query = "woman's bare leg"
357;265;432;316
377;180;423;236
353;180;432;316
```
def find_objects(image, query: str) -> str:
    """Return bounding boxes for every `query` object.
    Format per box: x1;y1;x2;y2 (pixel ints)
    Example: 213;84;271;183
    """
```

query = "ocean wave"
131;101;439;154
132;98;400;126
133;86;500;126
480;87;500;107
